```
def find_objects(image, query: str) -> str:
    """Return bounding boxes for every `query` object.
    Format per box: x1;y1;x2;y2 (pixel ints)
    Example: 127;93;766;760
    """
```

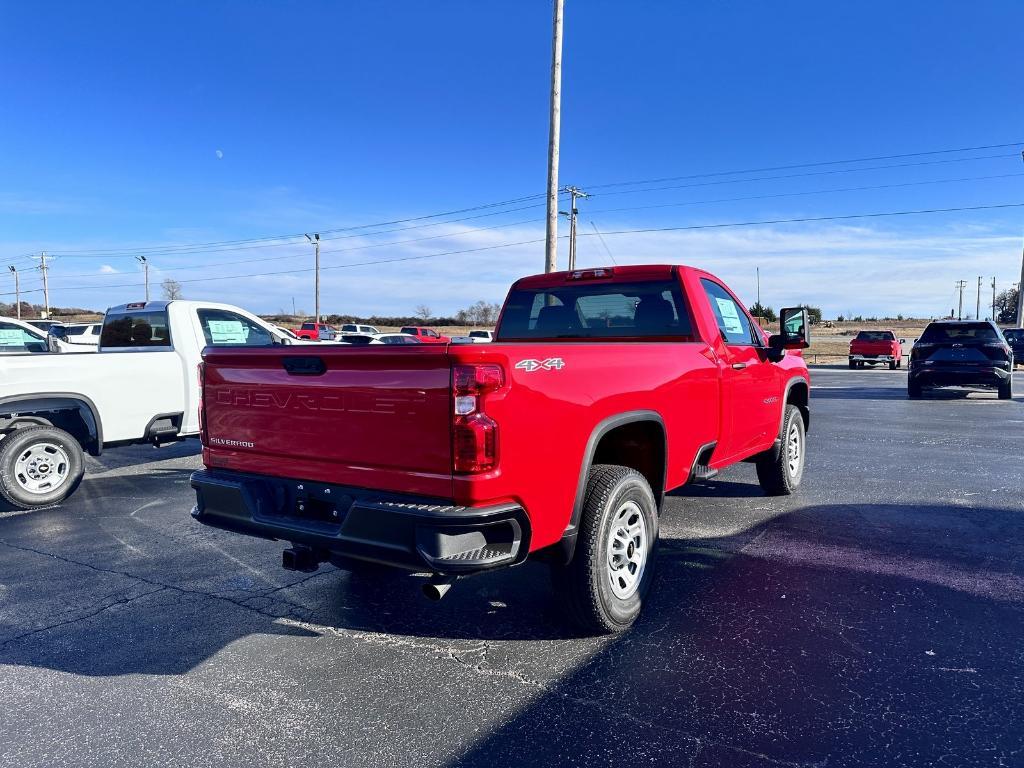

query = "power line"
9;200;1024;298
586;141;1024;190
36;142;1023;262
574;201;1024;237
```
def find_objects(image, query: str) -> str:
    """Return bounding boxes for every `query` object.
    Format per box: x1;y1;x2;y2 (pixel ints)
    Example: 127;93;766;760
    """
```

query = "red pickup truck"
292;322;338;341
400;326;451;343
191;265;811;633
848;330;904;369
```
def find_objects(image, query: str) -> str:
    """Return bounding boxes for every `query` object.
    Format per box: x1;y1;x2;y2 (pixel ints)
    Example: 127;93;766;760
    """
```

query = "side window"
0;322;47;353
700;279;758;346
197;309;274;346
425;329;439;338
100;311;172;348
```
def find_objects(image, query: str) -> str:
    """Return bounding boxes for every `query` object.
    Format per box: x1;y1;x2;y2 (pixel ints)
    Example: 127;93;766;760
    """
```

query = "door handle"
731;362;747;370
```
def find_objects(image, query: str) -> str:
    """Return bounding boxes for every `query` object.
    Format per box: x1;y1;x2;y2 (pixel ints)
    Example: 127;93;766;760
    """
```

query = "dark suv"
1002;328;1024;367
908;321;1013;399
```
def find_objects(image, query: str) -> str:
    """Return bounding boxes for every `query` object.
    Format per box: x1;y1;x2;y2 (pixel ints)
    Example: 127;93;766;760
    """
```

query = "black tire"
0;425;85;509
755;404;806;496
998;378;1012;400
848;359;856;369
908;379;923;399
552;465;658;635
889;360;897;370
897;358;902;368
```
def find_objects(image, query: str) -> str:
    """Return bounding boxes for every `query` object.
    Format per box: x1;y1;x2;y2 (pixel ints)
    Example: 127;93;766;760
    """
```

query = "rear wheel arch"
556;411;666;564
0;394;103;456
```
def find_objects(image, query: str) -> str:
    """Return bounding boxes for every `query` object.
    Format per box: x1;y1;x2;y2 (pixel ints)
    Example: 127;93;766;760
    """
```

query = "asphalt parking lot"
1;368;1022;767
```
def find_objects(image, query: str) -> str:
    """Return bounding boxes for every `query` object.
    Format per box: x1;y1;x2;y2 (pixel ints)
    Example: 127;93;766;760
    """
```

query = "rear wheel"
908;379;923;399
889;360;897;370
0;425;85;509
999;378;1013;400
755;404;806;496
552;465;658;635
848;359;856;369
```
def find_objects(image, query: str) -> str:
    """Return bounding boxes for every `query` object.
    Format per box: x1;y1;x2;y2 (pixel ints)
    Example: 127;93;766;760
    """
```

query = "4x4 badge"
515;358;565;372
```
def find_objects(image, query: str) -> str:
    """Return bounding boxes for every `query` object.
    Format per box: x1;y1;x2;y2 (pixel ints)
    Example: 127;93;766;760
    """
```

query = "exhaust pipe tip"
422;578;455;601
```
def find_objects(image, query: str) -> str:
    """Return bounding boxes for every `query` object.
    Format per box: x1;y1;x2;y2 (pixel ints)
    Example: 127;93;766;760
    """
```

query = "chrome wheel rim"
786;421;802;477
606;500;648;600
14;442;71;495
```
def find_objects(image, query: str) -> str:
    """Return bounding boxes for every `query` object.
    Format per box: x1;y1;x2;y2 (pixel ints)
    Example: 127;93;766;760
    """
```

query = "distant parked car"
51;323;102;350
469;330;494;342
293;322;338;341
400;326;450;343
26;319;65;334
908;320;1012;399
341;323;380;335
1002;328;1024;367
849;329;904;369
340;333;422;345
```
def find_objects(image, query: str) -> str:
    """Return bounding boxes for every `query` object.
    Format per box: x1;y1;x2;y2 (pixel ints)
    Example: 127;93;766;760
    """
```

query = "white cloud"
215;149;224;160
99;264;119;274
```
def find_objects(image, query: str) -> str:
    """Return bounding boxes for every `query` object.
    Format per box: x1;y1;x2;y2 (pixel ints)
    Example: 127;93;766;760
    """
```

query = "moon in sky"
215;149;224;159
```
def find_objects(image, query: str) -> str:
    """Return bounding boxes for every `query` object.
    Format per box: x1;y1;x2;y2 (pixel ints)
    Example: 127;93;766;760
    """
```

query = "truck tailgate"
201;346;453;497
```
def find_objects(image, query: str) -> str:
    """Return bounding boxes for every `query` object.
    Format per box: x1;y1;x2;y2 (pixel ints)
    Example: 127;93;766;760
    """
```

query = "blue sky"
1;1;1022;318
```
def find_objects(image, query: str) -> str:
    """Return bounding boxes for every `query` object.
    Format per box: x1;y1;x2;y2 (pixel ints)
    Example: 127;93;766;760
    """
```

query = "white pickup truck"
0;300;305;509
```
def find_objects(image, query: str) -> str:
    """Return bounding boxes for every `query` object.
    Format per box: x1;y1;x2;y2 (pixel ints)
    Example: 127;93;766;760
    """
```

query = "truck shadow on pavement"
2;490;1022;765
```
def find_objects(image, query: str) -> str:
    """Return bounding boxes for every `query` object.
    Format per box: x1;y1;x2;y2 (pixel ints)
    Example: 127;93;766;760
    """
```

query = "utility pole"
544;0;565;273
560;185;589;271
1017;233;1024;328
955;279;967;320
8;266;19;320
992;277;997;322
136;256;149;301
756;267;761;313
305;233;321;323
32;253;51;319
976;276;982;321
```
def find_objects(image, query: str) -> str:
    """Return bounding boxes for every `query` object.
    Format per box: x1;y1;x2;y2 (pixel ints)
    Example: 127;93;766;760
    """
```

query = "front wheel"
908;379;923;399
999;378;1013;400
0;425;85;509
755;404;806;496
552;465;658;635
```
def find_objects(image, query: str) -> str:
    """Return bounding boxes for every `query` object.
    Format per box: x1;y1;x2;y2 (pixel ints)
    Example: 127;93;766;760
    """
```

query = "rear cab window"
855;331;896;342
100;310;172;348
497;279;694;340
197;309;275;346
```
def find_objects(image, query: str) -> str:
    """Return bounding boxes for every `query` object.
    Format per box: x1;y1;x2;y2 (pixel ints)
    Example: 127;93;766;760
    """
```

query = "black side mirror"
778;306;811;350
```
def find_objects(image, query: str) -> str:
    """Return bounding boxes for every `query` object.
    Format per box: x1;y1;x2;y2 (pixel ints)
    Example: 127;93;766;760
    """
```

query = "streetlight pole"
305;233;321;323
1016;233;1024;328
8;266;19;320
136;256;149;301
976;276;981;321
544;0;565;273
956;280;967;321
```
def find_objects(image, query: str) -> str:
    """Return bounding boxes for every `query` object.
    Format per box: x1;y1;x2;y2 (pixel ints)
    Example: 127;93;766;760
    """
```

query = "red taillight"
452;364;503;473
197;362;208;446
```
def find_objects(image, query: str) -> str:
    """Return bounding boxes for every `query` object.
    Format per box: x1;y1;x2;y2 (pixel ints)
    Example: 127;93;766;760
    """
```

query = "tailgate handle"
283;357;326;376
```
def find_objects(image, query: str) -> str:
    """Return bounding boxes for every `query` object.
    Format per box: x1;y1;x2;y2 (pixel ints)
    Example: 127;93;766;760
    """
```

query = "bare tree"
161;277;183;300
414;304;432;322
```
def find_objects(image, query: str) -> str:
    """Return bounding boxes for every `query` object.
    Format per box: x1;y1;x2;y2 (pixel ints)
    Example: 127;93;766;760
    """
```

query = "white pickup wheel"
552;464;659;634
0;425;85;509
